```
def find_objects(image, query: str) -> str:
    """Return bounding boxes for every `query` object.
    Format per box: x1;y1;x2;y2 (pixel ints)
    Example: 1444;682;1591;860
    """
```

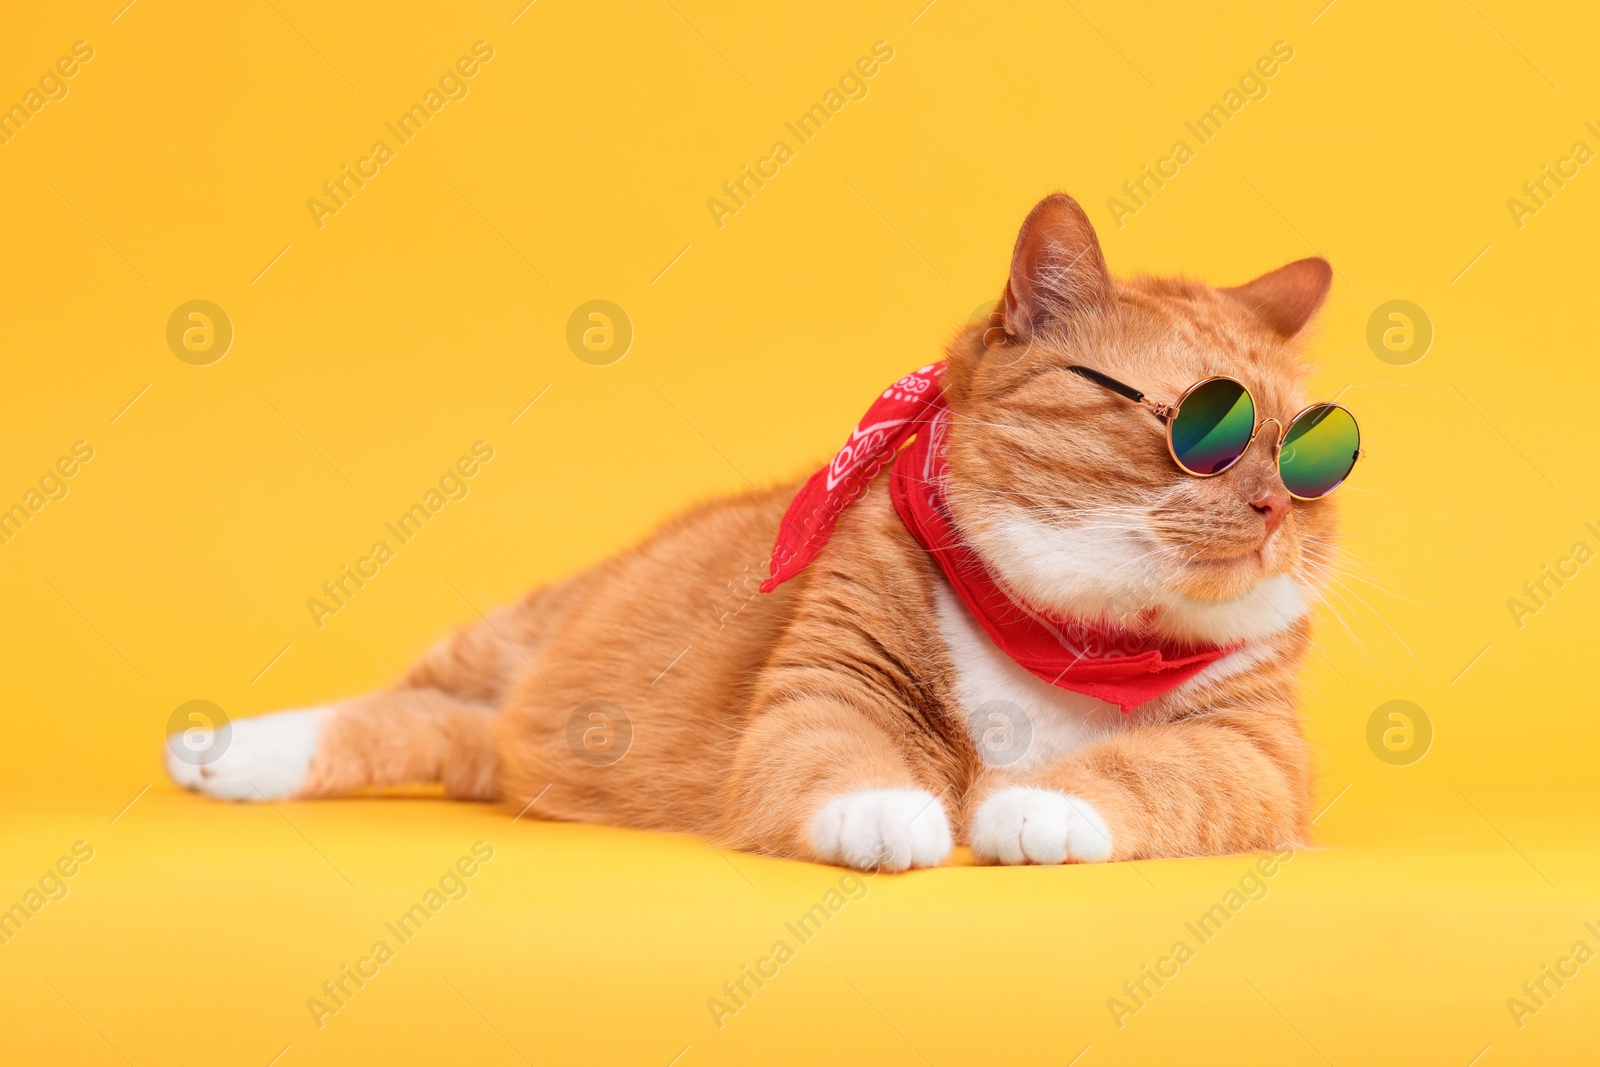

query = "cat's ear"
1221;257;1333;338
1001;194;1114;338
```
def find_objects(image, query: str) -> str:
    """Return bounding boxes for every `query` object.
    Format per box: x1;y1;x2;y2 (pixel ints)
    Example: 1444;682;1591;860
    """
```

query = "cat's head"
940;193;1339;646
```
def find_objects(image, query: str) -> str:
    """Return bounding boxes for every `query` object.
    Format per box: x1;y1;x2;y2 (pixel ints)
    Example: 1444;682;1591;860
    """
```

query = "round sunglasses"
1066;367;1362;500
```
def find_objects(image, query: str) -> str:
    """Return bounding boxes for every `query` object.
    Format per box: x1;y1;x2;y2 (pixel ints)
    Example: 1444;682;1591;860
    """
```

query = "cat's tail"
163;687;500;802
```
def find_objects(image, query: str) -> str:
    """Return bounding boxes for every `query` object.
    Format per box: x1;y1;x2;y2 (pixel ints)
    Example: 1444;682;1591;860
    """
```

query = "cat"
166;193;1338;871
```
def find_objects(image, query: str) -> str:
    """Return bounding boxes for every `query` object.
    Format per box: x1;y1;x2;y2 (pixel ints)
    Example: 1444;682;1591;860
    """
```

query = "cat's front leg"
968;715;1311;864
724;697;953;871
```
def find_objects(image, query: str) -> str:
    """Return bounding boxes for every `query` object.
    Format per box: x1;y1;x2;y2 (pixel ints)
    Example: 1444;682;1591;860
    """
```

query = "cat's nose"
1250;484;1292;536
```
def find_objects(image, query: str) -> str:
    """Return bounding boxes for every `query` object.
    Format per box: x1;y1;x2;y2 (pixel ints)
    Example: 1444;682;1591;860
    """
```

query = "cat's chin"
1167;550;1275;602
971;510;1309;645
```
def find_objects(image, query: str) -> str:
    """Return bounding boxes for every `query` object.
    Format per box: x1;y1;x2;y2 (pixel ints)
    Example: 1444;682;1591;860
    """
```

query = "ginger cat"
166;194;1341;871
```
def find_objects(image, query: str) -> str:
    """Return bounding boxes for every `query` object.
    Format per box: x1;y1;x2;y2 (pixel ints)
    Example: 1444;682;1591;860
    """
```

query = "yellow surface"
2;1;1597;1064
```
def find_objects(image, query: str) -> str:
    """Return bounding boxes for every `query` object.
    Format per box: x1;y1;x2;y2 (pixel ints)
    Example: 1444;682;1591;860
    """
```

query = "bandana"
761;361;1241;712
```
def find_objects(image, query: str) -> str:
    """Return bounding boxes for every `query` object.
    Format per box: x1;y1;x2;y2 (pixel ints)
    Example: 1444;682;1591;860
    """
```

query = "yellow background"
3;0;1598;1063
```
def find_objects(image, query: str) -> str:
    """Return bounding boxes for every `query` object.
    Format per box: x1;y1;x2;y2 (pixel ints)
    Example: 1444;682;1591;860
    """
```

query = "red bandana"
761;361;1240;712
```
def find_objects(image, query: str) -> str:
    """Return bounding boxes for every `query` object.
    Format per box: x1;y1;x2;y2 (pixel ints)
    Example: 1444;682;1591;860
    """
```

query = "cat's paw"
810;789;952;871
970;787;1113;864
164;709;326;801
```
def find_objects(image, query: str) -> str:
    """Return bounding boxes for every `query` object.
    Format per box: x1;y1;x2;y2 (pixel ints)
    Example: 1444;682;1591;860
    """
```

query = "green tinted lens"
1170;378;1256;474
1279;404;1360;498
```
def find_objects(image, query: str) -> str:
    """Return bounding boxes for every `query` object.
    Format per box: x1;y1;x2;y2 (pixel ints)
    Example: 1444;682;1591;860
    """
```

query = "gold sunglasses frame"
1069;368;1364;501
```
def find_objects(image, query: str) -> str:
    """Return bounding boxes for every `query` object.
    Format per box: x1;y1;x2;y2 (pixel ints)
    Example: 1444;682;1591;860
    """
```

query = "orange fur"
282;193;1339;868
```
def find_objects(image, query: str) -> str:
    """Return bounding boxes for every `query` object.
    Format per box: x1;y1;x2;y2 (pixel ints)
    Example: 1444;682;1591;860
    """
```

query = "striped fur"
177;194;1337;869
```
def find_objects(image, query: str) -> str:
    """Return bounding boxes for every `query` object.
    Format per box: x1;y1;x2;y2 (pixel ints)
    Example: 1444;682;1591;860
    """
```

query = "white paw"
810;789;952;871
164;709;326;801
971;787;1113;864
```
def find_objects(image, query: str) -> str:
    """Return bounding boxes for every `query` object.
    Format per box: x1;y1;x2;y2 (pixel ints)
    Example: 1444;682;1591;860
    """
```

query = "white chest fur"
934;583;1127;771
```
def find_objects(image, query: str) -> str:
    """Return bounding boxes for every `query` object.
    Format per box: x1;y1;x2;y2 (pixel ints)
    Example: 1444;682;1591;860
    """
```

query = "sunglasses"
1066;367;1363;500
